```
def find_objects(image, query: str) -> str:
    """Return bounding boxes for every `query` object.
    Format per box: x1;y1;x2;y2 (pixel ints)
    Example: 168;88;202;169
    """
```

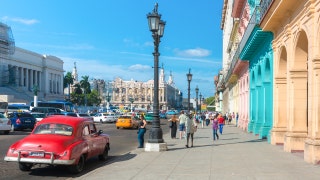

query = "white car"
30;112;46;123
93;113;117;123
76;113;94;121
0;113;11;134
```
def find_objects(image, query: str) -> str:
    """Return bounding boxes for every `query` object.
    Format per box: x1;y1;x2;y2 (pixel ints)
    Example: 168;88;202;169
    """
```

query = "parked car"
166;110;177;115
30;112;46;124
144;113;154;123
115;115;139;129
4;116;110;174
59;112;78;117
93;113;117;123
159;112;167;119
76;113;94;121
0;113;11;134
31;107;61;116
7;112;36;131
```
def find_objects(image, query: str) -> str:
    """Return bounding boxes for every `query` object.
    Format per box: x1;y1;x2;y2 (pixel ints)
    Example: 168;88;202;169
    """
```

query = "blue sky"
0;0;223;99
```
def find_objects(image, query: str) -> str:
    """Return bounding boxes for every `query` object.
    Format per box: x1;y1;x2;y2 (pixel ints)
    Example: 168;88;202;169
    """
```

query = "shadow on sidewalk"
27;152;137;178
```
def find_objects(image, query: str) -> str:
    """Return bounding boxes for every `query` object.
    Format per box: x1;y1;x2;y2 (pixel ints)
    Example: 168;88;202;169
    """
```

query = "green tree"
80;75;91;94
87;89;101;106
70;84;82;105
205;96;216;111
63;72;73;101
80;75;91;106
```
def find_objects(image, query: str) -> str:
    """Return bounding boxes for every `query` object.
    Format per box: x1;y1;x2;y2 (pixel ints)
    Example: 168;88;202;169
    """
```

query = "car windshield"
33;123;73;136
0;113;5;118
17;113;33;118
120;116;131;119
32;113;46;118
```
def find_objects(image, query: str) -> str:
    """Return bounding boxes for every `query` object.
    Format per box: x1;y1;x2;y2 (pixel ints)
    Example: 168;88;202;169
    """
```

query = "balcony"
224;6;261;84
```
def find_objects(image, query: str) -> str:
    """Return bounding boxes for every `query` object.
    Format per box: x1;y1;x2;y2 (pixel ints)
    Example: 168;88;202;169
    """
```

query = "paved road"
0;119;170;179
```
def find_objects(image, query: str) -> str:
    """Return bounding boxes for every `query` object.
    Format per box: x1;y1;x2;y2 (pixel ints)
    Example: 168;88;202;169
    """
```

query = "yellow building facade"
260;0;320;164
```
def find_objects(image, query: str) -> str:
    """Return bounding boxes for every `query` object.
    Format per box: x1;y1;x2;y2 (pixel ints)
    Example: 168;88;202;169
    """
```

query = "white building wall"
0;47;64;102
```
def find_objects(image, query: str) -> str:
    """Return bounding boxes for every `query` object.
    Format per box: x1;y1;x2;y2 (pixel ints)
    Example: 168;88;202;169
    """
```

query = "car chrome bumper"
4;155;75;165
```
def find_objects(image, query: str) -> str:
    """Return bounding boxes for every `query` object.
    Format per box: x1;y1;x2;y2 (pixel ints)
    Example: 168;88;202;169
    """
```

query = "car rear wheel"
100;119;103;123
19;162;33;171
68;155;85;174
98;144;109;161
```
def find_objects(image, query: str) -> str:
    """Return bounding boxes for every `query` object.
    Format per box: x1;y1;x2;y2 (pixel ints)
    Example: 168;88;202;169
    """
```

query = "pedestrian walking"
236;112;239;127
218;113;225;134
211;115;219;142
137;115;147;148
200;112;205;128
178;110;187;140
168;114;178;139
205;112;210;126
228;113;232;125
185;113;197;148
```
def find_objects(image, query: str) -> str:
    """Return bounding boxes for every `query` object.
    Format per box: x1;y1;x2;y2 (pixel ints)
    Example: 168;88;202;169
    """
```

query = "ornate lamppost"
186;69;192;114
195;85;199;114
199;93;202;114
146;3;167;151
106;93;111;111
129;96;134;112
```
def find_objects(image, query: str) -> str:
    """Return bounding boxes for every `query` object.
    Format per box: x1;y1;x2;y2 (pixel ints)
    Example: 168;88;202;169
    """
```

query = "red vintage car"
4;115;110;173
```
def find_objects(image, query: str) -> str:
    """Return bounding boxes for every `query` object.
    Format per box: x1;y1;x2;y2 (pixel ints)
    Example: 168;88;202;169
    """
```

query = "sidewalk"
76;124;320;180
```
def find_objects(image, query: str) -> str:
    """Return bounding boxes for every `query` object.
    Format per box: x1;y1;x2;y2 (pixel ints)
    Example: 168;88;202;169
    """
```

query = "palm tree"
64;72;73;101
80;75;91;106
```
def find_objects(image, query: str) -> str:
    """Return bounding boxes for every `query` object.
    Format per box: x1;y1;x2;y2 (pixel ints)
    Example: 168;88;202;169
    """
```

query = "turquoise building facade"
240;8;274;140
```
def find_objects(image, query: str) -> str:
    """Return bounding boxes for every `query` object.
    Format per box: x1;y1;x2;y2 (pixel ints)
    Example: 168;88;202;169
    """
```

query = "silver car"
0;113;11;134
93;113;117;123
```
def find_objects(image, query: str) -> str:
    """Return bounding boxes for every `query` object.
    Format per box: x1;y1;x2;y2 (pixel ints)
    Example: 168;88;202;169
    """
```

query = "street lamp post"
186;69;192;114
129;96;134;112
195;85;199;114
146;3;167;151
106;93;111;112
199;93;202;114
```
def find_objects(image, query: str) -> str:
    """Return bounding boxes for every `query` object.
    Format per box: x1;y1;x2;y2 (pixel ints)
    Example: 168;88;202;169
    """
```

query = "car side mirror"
98;130;103;135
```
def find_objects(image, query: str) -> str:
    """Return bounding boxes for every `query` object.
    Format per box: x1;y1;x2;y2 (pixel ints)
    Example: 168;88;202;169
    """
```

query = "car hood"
13;134;77;152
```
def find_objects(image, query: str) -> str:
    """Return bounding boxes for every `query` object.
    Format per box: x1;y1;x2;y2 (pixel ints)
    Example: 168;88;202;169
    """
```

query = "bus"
30;100;74;112
7;104;30;112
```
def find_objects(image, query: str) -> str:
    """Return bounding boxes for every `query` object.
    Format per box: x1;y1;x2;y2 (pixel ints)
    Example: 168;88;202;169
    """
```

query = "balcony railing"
260;0;273;22
224;6;261;83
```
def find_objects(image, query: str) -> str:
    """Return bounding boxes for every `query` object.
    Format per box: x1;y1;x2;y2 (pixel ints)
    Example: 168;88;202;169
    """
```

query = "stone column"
284;70;308;152
271;77;287;145
305;58;320;164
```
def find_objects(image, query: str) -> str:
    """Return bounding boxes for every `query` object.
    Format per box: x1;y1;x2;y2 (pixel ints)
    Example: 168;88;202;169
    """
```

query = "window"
82;125;90;136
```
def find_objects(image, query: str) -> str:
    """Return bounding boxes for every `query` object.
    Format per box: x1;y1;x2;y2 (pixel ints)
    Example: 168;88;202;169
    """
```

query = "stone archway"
271;46;288;145
284;30;308;152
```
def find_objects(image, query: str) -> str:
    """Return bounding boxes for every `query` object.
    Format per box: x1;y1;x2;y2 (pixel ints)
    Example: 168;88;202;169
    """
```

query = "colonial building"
111;67;182;111
217;0;320;165
0;22;64;103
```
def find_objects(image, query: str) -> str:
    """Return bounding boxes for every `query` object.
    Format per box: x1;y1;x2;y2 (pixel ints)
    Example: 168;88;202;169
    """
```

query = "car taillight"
7;120;11;125
16;118;21;124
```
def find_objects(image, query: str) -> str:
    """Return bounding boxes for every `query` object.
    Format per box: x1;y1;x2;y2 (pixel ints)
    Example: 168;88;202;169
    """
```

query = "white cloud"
2;16;39;25
174;48;211;57
61;57;153;82
128;64;151;71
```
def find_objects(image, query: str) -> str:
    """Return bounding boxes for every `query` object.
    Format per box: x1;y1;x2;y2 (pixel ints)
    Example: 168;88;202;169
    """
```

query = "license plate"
25;120;31;123
29;152;44;157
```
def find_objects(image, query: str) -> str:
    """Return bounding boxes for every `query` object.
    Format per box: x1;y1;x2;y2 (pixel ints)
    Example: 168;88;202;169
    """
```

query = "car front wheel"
98;144;109;161
68;155;85;174
19;162;33;171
